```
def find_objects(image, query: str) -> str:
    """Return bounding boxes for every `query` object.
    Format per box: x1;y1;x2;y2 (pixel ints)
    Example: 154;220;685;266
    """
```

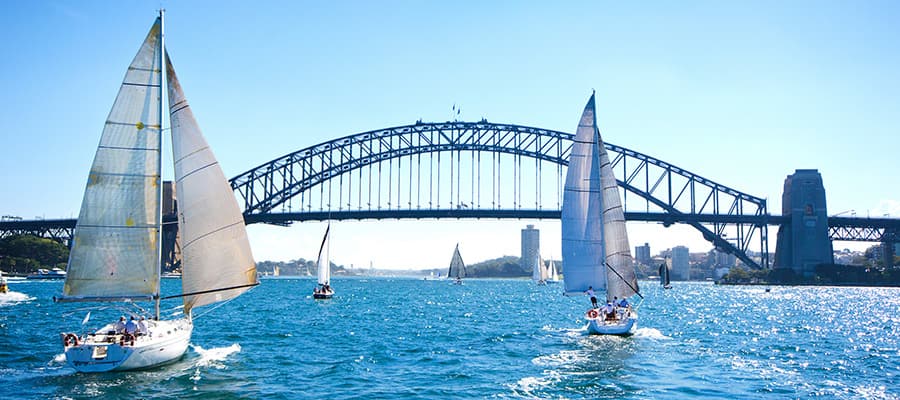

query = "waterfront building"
672;245;690;280
635;242;651;266
520;224;540;272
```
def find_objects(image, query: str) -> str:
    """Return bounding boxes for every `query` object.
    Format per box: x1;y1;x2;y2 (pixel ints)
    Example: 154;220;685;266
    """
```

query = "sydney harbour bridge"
2;120;898;270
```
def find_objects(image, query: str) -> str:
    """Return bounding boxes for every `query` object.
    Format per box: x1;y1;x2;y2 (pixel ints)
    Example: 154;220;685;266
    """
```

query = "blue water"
1;278;898;399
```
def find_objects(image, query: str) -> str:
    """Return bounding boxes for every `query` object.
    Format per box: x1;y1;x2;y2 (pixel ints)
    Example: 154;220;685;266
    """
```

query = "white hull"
64;318;192;372
585;310;637;336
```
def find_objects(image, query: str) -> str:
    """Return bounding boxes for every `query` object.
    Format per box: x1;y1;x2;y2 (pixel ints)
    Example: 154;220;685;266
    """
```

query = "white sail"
548;260;559;281
448;244;466;278
316;224;331;286
561;93;638;301
166;55;257;315
62;18;163;301
562;94;606;296
532;257;542;282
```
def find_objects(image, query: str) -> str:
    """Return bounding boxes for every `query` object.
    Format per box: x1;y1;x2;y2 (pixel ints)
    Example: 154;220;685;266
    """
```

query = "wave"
190;343;241;369
0;291;36;306
633;327;670;340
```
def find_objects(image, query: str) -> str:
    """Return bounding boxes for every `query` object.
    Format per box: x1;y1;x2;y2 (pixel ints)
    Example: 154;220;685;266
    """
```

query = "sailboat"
448;244;466;285
547;259;560;283
561;92;642;336
313;224;334;299
0;270;8;294
660;257;673;289
54;12;258;372
532;257;548;285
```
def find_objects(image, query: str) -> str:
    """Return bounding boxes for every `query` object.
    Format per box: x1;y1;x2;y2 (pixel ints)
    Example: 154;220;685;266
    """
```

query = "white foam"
0;291;35;306
191;343;241;368
633;327;670;340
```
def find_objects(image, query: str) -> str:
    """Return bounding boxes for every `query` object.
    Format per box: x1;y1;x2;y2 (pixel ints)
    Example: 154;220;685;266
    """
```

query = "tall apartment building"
635;242;651;266
521;224;540;272
671;245;690;280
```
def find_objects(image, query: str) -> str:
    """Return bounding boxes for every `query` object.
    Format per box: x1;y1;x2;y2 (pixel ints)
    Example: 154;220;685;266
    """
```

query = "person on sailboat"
586;286;598;308
137;317;149;336
602;301;617;321
124;317;137;335
114;316;126;334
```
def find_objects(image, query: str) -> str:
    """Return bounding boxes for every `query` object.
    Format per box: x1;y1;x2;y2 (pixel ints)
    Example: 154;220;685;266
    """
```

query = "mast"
155;8;165;320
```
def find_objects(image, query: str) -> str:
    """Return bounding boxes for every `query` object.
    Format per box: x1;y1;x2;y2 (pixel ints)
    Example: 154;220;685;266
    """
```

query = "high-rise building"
521;224;540;272
635;242;651;266
672;246;690;280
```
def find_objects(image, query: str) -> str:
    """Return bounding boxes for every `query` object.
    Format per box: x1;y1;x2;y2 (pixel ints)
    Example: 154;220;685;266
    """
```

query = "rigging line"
604;262;643;299
159;282;260;300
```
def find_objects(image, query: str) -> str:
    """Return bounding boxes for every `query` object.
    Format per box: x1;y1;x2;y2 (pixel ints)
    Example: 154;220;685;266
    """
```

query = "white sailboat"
561;92;642;336
547;259;560;283
55;12;258;372
313;224;334;299
533;257;548;285
0;270;8;294
448;244;466;285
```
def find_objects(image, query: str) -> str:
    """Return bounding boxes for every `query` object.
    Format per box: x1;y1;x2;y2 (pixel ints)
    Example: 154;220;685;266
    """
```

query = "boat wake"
633;327;670;340
0;291;35;306
190;343;241;369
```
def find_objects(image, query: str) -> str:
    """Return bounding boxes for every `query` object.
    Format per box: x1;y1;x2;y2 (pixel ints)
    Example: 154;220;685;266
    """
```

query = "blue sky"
2;1;898;269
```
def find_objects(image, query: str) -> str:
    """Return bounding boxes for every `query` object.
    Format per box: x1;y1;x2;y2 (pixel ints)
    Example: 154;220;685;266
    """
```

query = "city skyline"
2;1;899;269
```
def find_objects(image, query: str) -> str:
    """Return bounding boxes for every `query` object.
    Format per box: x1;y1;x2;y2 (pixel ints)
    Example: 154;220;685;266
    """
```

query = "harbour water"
1;278;898;399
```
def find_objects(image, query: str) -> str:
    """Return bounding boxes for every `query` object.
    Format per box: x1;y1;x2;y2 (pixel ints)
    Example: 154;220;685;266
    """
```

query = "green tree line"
0;234;69;275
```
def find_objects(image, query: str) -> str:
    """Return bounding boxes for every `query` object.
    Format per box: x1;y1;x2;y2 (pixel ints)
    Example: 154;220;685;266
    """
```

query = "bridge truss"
230;121;770;268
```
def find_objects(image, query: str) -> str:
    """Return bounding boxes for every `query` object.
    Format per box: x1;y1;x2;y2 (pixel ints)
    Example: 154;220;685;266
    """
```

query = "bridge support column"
774;169;834;279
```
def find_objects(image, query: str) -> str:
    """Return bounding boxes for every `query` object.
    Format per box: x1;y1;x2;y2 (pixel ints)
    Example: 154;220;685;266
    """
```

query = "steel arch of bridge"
230;121;770;268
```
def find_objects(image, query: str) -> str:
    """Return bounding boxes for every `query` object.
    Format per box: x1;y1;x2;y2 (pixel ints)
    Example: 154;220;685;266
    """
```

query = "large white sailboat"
55;12;258;372
313;224;334;299
561;92;642;336
448;244;466;285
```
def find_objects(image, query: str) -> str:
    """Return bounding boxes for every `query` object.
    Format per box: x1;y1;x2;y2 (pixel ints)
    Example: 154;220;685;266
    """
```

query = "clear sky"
2;1;898;270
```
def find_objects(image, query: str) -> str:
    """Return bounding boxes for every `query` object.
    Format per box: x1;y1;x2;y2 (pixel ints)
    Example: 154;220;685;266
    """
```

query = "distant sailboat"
313;224;334;299
561;92;642;336
533;257;548;285
448;244;466;284
547;259;560;283
660;257;673;289
54;12;258;372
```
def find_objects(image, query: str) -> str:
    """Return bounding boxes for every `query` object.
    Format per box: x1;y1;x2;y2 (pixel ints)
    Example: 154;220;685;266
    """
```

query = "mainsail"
448;244;466;279
660;257;672;287
561;93;638;301
316;224;331;286
167;55;257;315
61;18;164;301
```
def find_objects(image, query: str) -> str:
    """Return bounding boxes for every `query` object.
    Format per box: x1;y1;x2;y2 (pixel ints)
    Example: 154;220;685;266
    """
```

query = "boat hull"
64;319;192;373
586;311;638;336
313;292;333;299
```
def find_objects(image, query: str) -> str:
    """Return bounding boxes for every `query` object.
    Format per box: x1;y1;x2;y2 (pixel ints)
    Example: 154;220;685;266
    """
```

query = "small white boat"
313;224;334;299
561;93;642;336
55;11;258;373
26;268;67;280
